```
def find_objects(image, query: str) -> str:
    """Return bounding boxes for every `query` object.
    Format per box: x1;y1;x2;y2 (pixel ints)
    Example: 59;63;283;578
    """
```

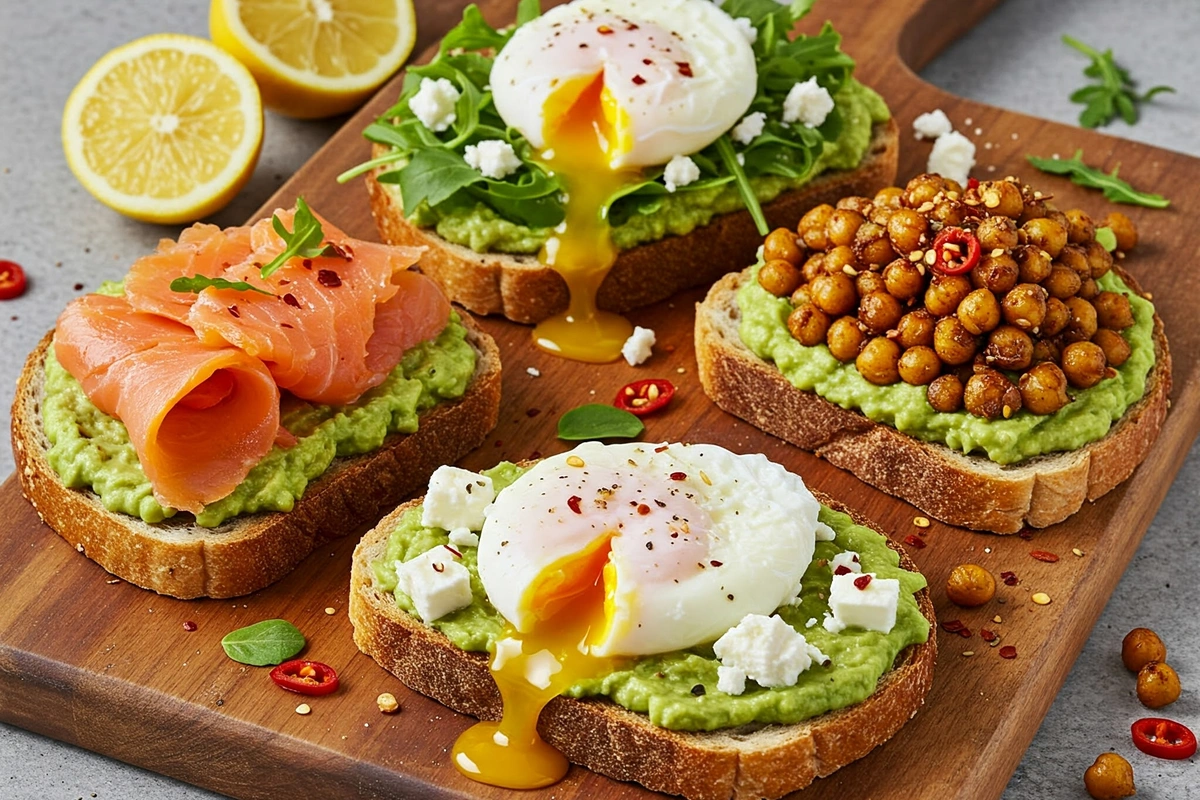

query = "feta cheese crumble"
463;139;521;180
621;326;656;366
421;465;495;532
395;546;472;622
928;130;976;186
448;527;480;548
824;572;901;634
713;614;829;695
731;111;766;145
409;77;460;132
912;108;952;140
733;17;757;44
782;77;834;128
663;154;700;192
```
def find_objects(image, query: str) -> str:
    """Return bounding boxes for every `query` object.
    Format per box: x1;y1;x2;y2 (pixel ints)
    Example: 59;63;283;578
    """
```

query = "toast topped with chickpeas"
696;173;1170;533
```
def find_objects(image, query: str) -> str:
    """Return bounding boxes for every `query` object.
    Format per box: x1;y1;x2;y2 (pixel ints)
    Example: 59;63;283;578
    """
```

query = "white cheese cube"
783;77;834;128
448;527;480;548
621;326;656;366
826;572;900;633
830;550;862;575
713;613;819;689
731;111;766;145
463;139;522;180
409;77;460;132
663;154;700;192
395;545;472;622
814;521;836;541
717;665;747;696
912;109;952;140
927;130;976;186
422;466;495;531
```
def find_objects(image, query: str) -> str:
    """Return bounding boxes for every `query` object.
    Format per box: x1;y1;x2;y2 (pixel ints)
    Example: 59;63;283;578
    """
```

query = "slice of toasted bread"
695;267;1172;534
10;315;502;599
365;119;900;324
349;489;935;800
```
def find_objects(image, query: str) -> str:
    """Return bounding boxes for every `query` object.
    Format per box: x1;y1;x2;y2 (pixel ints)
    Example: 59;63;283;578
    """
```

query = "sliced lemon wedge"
210;0;417;119
62;34;264;225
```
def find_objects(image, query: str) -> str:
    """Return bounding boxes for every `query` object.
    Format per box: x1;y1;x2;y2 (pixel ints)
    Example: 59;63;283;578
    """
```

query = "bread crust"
365;119;900;324
349;488;935;800
694;267;1172;534
11;315;502;599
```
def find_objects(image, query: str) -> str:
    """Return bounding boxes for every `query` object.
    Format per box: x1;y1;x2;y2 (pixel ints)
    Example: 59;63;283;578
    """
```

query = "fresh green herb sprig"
1026;150;1170;208
1063;35;1174;128
221;619;306;666
558;404;644;441
169;275;274;296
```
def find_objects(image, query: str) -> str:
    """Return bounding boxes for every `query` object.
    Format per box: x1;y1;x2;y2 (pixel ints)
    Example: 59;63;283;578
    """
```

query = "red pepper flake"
967;177;980;190
632;74;646;85
526;408;541;417
302;259;312;269
642;58;653;65
637;503;651;515
227;305;240;318
528;450;542;460
854;574;873;590
443;545;463;559
432;562;445;573
999;645;1018;659
980;629;997;642
597;24;614;34
1000;570;1019;586
676;61;693;77
182;621;198;632
670;472;687;481
655;445;669;453
1030;550;1060;563
903;534;927;549
327;242;352;260
567;495;583;515
710;560;723;568
74;282;85;291
494;439;503;447
626;22;639;30
834;565;852;576
941;619;965;633
1018;529;1035;540
281;323;293;329
645;541;653;551
958;627;973;638
317;269;342;288
283;293;300;307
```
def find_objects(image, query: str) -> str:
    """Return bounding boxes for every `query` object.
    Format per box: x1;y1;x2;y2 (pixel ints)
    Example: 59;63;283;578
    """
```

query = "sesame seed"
993;615;1003;623
991;248;1005;258
962;650;975;657
1032;592;1052;605
296;703;312;715
924;250;937;266
909;250;924;262
1072;548;1084;557
324;607;336;615
843;265;859;277
377;693;400;714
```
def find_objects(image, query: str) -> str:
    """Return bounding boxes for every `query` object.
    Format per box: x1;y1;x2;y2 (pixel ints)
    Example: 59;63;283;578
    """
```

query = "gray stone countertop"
1;0;1196;798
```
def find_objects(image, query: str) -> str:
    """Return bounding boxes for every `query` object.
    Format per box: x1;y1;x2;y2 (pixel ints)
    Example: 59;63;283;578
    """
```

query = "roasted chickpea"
1084;753;1135;800
790;283;812;307
836;195;873;214
1016;244;1053;283
1122;628;1167;673
801;253;826;283
977;180;1024;218
928;199;968;228
1063;296;1099;343
1018;197;1049;224
868;202;895;227
1093;329;1132;368
1136;661;1182;709
873;186;905;209
856;270;888;297
853;221;896;266
1001;283;1048;331
856;336;902;385
883;258;924;300
964;367;1022;419
1085;238;1114;279
858;290;904;335
886;208;929;254
1058;244;1092;279
1047;208;1071;234
826;209;866;248
1064;208;1096;244
826;316;866;362
758;259;802;297
1022;216;1068;258
810;272;857;316
1094;291;1135;330
787;304;831;346
946;563;996;607
896;309;936;349
1031;337;1062;366
1019;362;1071;415
1102;211;1138;252
957;288;1001;335
763;228;805;265
1042;297;1071;337
925;274;974;317
897;345;941;385
985;325;1034;370
976;215;1019;252
1078;277;1099;301
903;173;946;208
926;373;964;412
824;244;857;275
1044;264;1083;300
1061;341;1108;388
970;252;1019;294
933;317;979;365
799;204;835;250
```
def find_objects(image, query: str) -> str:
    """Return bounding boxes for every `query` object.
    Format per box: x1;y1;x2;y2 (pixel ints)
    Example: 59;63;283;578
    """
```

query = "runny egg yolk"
531;73;640;363
452;534;619;788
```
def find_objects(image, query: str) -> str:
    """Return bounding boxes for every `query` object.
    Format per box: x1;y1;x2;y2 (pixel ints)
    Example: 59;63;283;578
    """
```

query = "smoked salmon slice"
54;294;280;514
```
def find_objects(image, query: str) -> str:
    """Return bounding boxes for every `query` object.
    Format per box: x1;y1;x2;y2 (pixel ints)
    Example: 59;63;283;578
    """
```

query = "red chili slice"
270;660;339;696
0;260;28;300
614;379;675;416
1030;550;1060;563
903;534;927;549
999;645;1018;659
1131;717;1197;760
930;227;981;275
941;619;965;633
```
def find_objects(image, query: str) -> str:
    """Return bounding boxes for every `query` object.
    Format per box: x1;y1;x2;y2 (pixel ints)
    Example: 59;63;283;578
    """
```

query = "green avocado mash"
372;463;930;732
406;80;890;255
737;267;1157;464
42;314;477;528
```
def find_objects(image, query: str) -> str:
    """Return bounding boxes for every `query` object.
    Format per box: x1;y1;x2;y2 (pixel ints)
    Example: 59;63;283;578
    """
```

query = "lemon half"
62;34;264;225
210;0;417;119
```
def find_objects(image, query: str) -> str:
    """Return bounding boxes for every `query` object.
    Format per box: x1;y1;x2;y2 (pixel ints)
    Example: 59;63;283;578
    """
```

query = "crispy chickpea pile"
757;174;1142;419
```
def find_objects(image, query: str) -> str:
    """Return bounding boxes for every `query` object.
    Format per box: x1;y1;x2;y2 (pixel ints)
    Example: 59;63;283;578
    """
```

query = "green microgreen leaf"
557;404;644;441
1026;150;1170;208
516;0;541;25
261;197;334;278
1094;226;1118;252
716;135;769;236
1062;35;1174;128
169;275;274;296
220;619;306;666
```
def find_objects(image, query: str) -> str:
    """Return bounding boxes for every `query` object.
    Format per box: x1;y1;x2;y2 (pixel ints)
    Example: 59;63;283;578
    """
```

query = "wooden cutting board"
2;1;1198;798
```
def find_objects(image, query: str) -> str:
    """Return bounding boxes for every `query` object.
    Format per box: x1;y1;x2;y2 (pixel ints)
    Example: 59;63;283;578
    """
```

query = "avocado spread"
736;267;1157;464
372;462;930;732
42;313;477;528
406;80;890;255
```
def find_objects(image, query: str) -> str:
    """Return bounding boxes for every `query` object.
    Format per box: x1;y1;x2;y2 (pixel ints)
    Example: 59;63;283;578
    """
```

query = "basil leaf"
557;404;645;441
261;197;335;278
221;619;306;666
170;275;274;296
1026;150;1170;208
1095;226;1118;252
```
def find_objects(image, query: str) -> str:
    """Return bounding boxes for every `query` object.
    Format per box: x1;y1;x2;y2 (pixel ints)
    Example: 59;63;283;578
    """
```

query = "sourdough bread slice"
11;315;502;599
365;119;900;324
349;489;935;800
695;267;1172;534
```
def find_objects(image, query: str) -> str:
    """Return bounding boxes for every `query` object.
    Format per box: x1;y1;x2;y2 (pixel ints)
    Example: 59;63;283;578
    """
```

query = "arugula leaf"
1063;35;1174;128
220;619;306;667
516;0;541;25
261;197;335;278
437;5;507;54
169;275;274;296
1026;150;1170;209
716;135;769;236
557;404;644;441
396;147;486;210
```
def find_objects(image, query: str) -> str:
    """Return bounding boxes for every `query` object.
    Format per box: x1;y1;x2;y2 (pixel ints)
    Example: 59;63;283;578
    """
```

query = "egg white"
477;442;821;657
